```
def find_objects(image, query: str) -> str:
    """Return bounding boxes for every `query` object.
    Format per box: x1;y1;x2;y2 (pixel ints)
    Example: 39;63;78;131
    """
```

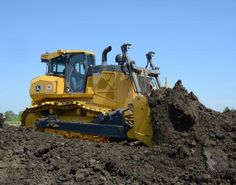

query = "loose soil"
0;80;235;185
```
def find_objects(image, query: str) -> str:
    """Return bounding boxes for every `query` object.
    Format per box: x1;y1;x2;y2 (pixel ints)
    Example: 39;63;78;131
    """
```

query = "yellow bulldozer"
21;43;162;145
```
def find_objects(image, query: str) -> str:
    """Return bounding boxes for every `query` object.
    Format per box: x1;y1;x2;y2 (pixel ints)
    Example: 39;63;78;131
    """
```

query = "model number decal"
46;84;52;91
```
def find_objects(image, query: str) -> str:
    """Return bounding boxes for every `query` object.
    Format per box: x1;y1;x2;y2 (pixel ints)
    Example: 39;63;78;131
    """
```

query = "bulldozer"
21;43;161;145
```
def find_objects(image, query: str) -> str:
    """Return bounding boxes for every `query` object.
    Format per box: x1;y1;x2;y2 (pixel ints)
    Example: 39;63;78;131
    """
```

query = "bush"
223;106;234;113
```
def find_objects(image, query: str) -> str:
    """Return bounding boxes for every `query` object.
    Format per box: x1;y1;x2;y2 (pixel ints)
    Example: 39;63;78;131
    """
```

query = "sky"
0;0;235;113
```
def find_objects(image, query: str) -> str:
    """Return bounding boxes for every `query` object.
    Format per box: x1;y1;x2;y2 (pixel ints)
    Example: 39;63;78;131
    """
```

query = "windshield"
51;56;66;75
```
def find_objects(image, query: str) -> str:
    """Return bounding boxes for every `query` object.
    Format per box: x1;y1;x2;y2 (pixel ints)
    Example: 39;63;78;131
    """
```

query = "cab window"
52;62;65;74
87;54;95;67
50;56;66;75
71;53;86;74
69;53;86;92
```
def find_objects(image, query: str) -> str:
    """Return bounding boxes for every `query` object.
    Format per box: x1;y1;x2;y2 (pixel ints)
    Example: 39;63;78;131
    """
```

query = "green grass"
5;121;21;126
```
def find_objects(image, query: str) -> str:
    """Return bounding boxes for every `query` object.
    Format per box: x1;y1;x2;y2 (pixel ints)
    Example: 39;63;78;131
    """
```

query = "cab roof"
41;49;95;60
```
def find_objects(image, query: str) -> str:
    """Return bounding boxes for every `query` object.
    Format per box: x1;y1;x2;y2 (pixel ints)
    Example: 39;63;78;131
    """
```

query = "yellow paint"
30;75;64;103
165;77;169;88
22;112;42;127
86;71;135;109
127;95;153;146
41;49;95;60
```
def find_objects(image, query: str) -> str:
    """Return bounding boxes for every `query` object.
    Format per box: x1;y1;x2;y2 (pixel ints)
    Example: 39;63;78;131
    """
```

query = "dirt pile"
148;80;236;184
0;126;168;185
0;113;5;127
0;81;235;185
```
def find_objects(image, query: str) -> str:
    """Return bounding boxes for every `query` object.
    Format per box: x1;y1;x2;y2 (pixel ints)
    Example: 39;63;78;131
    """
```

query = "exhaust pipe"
102;46;112;65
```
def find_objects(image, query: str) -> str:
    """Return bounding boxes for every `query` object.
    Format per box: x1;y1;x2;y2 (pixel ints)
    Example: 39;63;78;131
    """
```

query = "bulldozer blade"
127;95;153;146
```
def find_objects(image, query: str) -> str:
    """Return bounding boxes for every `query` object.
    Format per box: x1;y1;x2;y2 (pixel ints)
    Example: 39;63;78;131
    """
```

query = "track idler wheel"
21;111;42;127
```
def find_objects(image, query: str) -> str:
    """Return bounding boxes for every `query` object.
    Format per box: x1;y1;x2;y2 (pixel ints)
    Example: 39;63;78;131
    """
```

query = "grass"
5;121;21;126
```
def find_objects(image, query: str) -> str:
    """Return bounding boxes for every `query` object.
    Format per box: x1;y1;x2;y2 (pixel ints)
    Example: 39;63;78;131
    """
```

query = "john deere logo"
35;85;41;92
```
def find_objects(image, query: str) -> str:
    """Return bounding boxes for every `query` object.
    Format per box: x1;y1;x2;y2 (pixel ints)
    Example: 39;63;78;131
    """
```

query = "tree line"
0;111;22;122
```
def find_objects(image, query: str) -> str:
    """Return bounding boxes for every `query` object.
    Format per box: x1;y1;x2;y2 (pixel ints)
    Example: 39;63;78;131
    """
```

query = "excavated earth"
0;80;236;185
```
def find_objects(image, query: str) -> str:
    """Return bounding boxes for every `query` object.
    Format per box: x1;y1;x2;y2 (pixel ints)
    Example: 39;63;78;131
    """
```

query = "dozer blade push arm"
121;43;142;94
36;109;131;139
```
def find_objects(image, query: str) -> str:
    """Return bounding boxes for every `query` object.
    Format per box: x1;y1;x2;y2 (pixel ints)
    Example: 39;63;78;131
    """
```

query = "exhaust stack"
102;46;112;65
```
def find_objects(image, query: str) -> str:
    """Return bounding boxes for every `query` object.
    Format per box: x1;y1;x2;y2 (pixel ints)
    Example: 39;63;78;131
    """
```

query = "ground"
0;81;235;185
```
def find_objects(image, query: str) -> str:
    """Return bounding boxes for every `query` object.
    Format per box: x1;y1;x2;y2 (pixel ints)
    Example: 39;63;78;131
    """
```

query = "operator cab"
41;50;95;93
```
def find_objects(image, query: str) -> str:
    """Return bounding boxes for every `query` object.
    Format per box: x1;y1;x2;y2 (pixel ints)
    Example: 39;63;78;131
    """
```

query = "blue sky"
0;0;235;113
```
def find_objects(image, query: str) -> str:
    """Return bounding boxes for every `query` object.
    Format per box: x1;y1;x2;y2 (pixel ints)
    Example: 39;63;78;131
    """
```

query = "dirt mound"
0;113;5;127
148;80;236;184
149;80;200;144
0;81;235;184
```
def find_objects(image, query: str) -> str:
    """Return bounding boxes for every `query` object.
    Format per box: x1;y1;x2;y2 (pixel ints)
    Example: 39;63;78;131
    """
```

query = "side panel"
30;75;64;103
115;72;135;108
86;71;136;109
